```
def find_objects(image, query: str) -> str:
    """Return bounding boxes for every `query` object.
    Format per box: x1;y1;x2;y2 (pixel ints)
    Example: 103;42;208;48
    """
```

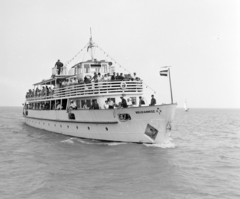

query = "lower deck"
24;104;177;144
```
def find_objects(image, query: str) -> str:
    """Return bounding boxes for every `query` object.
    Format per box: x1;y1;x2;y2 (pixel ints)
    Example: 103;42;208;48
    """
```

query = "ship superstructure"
23;34;177;144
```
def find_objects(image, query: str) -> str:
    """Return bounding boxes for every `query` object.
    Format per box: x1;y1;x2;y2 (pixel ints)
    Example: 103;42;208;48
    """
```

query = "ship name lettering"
135;110;155;114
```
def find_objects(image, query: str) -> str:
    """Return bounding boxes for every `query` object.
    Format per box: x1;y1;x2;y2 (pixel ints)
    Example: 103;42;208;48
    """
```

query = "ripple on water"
1;108;240;199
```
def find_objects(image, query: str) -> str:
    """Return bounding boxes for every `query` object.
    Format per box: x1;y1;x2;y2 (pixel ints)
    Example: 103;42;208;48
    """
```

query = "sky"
0;0;239;108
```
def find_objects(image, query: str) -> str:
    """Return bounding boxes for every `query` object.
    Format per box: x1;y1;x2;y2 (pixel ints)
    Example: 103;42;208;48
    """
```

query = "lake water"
0;107;240;199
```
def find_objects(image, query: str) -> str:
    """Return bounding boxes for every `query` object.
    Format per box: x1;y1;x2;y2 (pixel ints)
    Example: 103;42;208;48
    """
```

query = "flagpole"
90;27;93;61
168;68;173;104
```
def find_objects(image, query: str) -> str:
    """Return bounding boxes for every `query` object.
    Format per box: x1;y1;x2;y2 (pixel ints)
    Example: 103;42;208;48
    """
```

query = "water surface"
0;107;240;199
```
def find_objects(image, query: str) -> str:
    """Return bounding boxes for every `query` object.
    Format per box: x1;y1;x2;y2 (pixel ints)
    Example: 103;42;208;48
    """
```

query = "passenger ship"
23;35;177;144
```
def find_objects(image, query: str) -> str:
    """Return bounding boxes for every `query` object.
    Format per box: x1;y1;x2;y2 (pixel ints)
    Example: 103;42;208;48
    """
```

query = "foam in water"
61;138;74;144
61;137;127;146
107;142;127;146
144;138;175;148
61;137;175;148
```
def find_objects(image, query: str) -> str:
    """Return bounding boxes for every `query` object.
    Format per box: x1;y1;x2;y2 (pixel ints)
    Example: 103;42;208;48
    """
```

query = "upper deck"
25;40;144;103
26;80;143;102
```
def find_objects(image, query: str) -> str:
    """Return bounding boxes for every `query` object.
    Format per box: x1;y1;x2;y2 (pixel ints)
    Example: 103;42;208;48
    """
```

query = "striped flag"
160;70;168;76
87;43;94;51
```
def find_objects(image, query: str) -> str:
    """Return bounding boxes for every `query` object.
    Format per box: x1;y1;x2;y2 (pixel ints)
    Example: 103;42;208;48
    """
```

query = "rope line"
94;41;157;94
63;40;171;101
64;43;89;66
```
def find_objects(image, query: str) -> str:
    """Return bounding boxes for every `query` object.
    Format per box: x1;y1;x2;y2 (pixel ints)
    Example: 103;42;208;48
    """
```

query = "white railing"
26;81;143;101
52;67;67;76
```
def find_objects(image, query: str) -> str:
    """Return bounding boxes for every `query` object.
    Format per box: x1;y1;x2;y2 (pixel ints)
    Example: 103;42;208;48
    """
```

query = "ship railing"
26;81;143;101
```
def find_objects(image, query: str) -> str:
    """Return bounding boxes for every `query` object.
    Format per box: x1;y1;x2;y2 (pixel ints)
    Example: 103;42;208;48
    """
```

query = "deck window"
84;64;90;73
86;100;91;108
76;100;81;109
130;97;136;105
76;65;83;74
108;98;115;103
81;100;85;109
102;64;108;73
62;99;67;110
97;67;101;73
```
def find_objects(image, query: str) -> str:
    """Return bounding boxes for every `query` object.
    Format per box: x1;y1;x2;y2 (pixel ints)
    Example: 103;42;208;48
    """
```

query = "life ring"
120;81;127;90
85;75;92;80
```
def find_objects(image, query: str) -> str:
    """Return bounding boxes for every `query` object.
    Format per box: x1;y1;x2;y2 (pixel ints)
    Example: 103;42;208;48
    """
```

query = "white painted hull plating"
24;104;177;144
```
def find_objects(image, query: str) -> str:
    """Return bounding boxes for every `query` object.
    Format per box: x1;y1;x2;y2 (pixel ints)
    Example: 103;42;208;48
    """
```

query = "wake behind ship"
23;33;177;144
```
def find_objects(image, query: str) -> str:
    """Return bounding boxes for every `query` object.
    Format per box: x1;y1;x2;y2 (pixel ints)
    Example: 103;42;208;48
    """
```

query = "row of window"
26;119;109;131
26;97;137;110
75;64;109;74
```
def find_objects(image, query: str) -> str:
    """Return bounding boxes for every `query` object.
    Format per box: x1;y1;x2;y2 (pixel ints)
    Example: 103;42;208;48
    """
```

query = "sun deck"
26;80;143;102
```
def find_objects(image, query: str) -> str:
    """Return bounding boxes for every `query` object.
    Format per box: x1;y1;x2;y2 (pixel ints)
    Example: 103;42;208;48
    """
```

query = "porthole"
106;127;108;131
88;127;90;130
67;125;69;128
60;125;62;128
76;126;78;129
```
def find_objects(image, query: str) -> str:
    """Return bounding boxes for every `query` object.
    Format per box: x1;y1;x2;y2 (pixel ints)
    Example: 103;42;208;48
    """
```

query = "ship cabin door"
76;63;95;80
101;63;109;75
76;64;84;81
90;63;101;74
83;64;91;78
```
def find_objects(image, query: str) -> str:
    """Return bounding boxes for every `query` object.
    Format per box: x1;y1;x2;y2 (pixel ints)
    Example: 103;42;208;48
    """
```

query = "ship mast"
88;28;94;61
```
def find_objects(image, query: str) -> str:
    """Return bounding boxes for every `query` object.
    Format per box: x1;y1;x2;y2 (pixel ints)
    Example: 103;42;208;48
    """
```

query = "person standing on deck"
82;101;88;109
103;74;108;81
70;100;77;110
103;100;109;109
132;72;137;80
107;73;111;81
139;96;145;107
55;60;63;75
111;72;116;81
56;101;62;110
116;73;120;81
93;72;98;82
108;98;114;109
149;95;156;106
127;98;133;107
119;73;124;81
90;100;99;110
120;97;128;108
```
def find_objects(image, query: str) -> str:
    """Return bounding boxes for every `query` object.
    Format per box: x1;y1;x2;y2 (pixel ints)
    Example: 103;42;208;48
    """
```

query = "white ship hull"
24;104;177;144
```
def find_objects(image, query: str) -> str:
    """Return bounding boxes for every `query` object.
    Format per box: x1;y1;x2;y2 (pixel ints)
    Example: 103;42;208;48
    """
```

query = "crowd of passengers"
26;72;141;99
26;86;54;98
27;95;156;111
70;95;154;110
61;72;140;86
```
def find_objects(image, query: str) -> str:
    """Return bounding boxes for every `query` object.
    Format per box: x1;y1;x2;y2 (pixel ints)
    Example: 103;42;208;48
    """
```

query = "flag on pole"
87;29;94;51
87;43;94;51
160;69;168;76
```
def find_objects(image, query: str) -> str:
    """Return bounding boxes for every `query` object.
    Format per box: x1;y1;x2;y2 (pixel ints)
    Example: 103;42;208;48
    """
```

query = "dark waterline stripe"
23;115;118;124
